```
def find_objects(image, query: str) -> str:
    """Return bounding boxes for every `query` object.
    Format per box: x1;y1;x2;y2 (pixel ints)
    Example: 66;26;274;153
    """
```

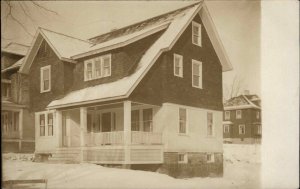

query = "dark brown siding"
1;53;23;70
130;14;223;110
28;40;72;112
71;31;164;91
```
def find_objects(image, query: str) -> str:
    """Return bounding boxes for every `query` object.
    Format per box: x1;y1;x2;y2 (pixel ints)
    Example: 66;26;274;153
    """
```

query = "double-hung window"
192;60;202;88
207;112;213;136
239;124;245;135
84;54;111;81
224;125;230;133
225;111;230;120
192;21;202;46
236;110;242;119
38;112;54;136
179;108;187;134
174;54;183;77
40;114;45;136
40;65;51;93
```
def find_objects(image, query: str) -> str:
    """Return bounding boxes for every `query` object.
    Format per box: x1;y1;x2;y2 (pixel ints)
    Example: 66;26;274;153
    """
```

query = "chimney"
243;90;250;95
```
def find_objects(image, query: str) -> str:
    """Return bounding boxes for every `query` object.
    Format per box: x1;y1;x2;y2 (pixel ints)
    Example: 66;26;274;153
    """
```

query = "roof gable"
224;95;261;110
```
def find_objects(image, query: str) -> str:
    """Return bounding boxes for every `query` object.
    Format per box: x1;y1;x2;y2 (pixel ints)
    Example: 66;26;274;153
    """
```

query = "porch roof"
2;100;26;109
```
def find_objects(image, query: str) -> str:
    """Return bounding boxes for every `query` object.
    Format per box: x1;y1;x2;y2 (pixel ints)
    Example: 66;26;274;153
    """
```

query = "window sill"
178;133;189;136
40;90;51;93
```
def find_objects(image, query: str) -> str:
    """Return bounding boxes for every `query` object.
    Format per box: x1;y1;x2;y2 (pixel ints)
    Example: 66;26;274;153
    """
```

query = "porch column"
123;101;131;165
55;110;62;148
18;109;23;151
80;107;87;162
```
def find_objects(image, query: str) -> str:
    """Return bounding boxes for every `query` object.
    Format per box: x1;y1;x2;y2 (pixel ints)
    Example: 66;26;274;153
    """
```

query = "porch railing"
84;131;162;146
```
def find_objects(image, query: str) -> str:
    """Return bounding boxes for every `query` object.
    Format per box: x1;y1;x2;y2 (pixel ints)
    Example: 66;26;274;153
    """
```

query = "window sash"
192;22;202;46
192;60;202;88
41;66;51;92
236;110;242;119
225;111;230;120
84;54;111;81
174;54;183;77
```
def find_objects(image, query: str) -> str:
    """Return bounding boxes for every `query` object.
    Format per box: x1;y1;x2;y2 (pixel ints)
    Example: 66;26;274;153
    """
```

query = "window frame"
236;110;242;119
224;125;230;133
239;124;245;135
40;65;51;93
206;153;215;163
37;111;55;137
84;54;112;81
192;59;202;89
256;111;260;119
192;21;202;47
173;54;183;77
225;111;230;120
178;108;188;135
207;112;214;137
178;153;188;164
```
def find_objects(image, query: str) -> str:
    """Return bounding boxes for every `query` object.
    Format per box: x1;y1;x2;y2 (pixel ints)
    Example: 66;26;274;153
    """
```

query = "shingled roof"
1;42;29;56
224;95;261;110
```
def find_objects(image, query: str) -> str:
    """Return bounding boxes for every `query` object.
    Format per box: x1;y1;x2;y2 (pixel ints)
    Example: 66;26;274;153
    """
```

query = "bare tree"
224;75;245;101
1;1;58;38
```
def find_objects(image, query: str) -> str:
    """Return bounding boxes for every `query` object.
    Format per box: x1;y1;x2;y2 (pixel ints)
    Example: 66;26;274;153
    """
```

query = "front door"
101;112;111;132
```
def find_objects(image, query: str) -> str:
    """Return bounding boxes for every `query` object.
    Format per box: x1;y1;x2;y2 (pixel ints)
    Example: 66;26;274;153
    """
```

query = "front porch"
46;101;163;164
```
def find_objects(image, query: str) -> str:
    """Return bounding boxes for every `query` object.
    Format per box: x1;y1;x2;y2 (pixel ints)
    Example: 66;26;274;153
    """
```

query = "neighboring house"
223;92;261;144
19;2;232;177
1;42;35;152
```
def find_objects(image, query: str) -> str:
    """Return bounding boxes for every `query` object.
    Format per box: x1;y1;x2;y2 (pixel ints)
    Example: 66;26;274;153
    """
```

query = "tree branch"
30;1;58;15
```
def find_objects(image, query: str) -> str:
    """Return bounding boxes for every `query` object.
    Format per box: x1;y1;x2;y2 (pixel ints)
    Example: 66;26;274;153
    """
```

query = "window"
236;110;242;119
38;112;54;136
131;110;140;131
1;83;11;98
225;111;230;120
207;112;213;136
48;113;53;136
178;153;187;163
256;111;260;119
192;60;202;88
40;65;51;93
192;21;202;46
257;125;261;134
224;125;230;133
174;54;183;77
179;108;187;134
40;114;45;136
206;153;215;163
84;54;111;81
143;109;153;132
239;124;245;134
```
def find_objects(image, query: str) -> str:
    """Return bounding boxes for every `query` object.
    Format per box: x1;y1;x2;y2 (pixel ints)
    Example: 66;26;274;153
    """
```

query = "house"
1;42;35;152
223;91;261;144
19;1;232;177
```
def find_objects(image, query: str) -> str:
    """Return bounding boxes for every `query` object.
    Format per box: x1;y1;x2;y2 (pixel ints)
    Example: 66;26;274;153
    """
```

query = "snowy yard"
2;144;260;189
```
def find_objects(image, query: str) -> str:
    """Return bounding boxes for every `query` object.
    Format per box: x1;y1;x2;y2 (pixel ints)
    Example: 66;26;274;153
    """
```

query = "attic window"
84;54;111;81
40;65;51;93
192;21;202;47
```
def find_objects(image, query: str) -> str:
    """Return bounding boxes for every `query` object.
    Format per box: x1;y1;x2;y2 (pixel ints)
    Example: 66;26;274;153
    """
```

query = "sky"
1;1;261;98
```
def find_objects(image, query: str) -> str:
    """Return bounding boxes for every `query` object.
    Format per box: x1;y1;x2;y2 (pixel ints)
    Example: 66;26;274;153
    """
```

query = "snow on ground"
2;144;260;189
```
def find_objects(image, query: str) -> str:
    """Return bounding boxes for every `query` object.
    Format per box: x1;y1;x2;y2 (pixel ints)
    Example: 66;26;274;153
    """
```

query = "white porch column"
55;110;62;148
18;109;23;151
80;107;87;162
123;101;131;165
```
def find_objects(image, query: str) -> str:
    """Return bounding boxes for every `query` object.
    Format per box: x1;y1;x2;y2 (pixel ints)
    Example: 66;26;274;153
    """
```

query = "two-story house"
1;42;35;152
223;91;261;144
19;2;232;177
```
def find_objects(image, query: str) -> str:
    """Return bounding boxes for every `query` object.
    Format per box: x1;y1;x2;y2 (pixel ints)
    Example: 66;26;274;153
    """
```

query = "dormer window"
84;54;111;81
40;65;51;93
192;21;202;47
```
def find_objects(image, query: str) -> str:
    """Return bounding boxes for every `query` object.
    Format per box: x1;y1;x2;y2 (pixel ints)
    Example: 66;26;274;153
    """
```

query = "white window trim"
224;125;230;133
84;54;112;81
40;65;51;93
207;112;214;137
236;110;242;119
225;111;230;120
178;153;188;163
192;21;202;47
173;53;183;77
178;107;188;135
36;110;55;137
239;124;245;135
206;153;215;163
192;59;202;89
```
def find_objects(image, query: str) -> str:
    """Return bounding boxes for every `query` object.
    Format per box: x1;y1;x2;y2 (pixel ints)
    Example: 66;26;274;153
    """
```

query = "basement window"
178;153;188;163
206;153;215;163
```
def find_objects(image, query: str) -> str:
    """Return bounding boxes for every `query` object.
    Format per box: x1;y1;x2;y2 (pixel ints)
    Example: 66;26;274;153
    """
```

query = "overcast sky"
1;1;261;98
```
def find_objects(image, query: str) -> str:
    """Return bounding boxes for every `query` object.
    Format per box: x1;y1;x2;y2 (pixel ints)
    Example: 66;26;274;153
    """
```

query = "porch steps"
48;148;81;164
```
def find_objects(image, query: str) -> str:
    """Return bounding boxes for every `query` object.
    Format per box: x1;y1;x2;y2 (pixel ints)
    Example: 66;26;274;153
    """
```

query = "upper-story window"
174;54;183;77
192;21;202;47
192;59;202;89
256;111;260;119
40;65;51;93
84;54;111;81
179;108;187;134
236;110;242;119
225;111;230;120
1;81;11;98
207;112;214;136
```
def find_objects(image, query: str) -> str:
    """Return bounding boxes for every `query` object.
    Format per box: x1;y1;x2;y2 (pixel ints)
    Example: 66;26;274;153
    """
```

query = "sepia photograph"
1;0;298;189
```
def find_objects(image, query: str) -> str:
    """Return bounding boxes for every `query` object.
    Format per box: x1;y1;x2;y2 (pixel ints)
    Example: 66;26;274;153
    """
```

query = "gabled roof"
1;43;29;56
224;95;261;110
1;57;24;73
